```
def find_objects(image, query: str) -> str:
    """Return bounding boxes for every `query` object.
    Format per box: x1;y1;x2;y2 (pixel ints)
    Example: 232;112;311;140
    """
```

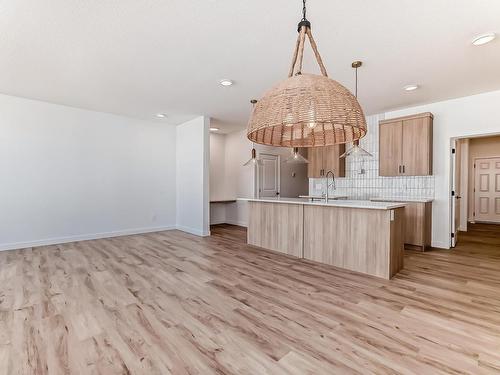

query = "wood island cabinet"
379;113;433;176
371;199;433;251
306;144;346;178
246;199;405;280
402;202;432;251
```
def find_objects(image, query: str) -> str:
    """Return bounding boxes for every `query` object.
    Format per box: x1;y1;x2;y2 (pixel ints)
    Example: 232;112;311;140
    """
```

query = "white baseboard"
176;225;210;237
431;240;450;249
0;225;176;252
210;219;226;225
225;219;248;228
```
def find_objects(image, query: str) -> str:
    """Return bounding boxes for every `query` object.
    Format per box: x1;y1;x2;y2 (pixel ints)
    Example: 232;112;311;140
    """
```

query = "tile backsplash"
309;114;435;200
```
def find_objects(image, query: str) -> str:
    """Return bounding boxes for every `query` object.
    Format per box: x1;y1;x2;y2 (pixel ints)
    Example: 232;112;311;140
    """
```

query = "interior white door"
474;157;500;223
259;154;280;198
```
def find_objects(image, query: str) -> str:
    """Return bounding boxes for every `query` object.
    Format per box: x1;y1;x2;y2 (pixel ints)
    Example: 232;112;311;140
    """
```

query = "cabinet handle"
402;165;405;173
399;165;401;173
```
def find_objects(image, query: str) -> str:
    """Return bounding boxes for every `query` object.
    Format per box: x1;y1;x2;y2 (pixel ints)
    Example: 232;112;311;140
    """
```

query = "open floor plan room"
1;0;500;374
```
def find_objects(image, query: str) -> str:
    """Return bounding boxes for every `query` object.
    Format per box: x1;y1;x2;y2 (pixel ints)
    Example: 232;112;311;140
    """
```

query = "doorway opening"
255;149;309;199
451;133;500;247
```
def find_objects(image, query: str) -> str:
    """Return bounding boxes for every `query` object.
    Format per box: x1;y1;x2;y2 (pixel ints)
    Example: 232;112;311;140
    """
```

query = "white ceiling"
1;0;499;133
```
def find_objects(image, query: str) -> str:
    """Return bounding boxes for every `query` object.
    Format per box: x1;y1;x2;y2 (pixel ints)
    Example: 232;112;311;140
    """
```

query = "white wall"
209;133;229;225
176;116;210;236
209;133;228;201
0;94;177;251
386;89;500;249
224;129;255;226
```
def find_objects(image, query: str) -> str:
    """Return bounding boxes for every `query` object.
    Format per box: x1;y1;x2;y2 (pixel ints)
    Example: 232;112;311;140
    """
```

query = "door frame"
472;155;500;224
450;139;459;247
257;153;281;198
450;132;500;248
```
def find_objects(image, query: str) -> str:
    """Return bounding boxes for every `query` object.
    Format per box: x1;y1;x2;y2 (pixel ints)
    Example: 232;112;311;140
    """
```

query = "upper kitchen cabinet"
379;112;433;176
307;145;346;178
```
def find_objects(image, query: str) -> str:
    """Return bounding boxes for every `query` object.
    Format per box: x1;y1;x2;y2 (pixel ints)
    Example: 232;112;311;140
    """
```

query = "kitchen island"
238;197;406;279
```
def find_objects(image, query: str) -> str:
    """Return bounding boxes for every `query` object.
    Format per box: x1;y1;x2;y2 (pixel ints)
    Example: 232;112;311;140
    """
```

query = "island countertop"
237;197;406;210
370;197;434;203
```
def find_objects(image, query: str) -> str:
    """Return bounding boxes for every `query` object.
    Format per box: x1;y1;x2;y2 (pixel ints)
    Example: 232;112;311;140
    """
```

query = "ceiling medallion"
247;0;367;148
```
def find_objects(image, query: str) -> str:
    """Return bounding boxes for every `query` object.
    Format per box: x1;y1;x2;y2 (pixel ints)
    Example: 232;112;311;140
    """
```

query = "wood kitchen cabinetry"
379;113;433;176
403;202;432;251
371;199;433;251
306;145;346;178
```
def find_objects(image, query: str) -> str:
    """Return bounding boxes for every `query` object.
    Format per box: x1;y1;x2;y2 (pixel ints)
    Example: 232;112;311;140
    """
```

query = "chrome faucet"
324;170;336;203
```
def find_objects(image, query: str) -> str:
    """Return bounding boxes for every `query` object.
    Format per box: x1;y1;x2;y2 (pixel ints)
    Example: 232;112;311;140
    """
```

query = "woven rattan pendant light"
247;0;367;148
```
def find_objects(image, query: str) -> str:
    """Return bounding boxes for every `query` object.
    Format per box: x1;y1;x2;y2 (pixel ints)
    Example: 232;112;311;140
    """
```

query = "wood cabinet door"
323;144;346;177
402;117;432;176
307;147;323;178
379;121;403;176
403;202;424;246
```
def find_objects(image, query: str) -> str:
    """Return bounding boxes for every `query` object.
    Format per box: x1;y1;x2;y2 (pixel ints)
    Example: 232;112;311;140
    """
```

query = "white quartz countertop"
237;197;406;210
298;195;348;200
370;197;434;203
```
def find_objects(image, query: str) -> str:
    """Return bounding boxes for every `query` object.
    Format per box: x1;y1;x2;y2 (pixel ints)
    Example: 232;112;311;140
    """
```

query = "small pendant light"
340;61;373;159
243;100;263;166
243;147;263;166
284;147;309;164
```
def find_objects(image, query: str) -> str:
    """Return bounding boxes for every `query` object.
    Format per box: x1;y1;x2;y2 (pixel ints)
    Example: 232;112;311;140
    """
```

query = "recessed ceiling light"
472;33;496;46
219;79;234;87
156;113;167;118
403;84;419;92
210;127;220;131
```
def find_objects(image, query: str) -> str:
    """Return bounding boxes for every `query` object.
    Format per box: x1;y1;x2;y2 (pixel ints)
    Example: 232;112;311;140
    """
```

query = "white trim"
0;225;176;252
225;219;248;227
450;139;458;248
431;240;450;249
176;225;210;237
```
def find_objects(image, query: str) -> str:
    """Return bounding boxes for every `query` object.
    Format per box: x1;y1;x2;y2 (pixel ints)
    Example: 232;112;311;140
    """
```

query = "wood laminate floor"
1;224;500;374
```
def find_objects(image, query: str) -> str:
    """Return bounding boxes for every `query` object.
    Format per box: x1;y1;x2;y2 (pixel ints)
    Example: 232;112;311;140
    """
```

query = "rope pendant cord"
305;28;328;77
294;27;307;76
288;32;302;77
288;26;329;77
